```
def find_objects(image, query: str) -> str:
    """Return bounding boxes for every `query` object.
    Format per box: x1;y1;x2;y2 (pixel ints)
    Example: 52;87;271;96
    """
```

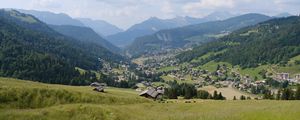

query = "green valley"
0;3;300;120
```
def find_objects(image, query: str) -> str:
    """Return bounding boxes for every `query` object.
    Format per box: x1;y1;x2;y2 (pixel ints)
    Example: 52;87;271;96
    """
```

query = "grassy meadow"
1;77;300;120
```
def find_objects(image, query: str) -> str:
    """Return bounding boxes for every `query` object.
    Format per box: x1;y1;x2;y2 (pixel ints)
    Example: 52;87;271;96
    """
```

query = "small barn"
93;86;104;92
139;88;164;100
90;82;106;92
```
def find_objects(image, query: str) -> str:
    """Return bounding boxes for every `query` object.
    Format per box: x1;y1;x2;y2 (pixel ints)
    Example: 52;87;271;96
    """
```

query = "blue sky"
0;0;299;29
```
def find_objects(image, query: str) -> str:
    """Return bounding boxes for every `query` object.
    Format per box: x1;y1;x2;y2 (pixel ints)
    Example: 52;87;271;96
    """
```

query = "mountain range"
107;11;236;47
17;9;123;38
18;9;85;27
275;12;293;18
78;18;123;36
126;13;272;57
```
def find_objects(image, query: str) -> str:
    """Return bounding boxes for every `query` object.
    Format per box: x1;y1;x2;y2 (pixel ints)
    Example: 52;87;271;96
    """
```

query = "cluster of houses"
276;73;300;83
100;59;140;84
231;72;300;93
135;52;179;72
233;80;265;92
98;58;112;73
164;67;208;81
115;71;138;82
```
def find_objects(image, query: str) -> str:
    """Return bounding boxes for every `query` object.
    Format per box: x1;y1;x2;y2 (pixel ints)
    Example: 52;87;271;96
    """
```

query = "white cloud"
182;0;235;17
161;1;174;14
0;0;299;29
30;0;61;9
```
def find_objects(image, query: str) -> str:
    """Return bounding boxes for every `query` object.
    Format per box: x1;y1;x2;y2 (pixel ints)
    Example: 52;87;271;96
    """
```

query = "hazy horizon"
1;0;299;29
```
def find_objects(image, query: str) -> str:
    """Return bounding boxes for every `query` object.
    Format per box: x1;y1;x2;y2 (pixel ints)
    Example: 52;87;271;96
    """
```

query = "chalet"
243;76;252;85
238;84;247;90
139;87;164;100
295;74;300;81
93;86;104;92
90;82;106;92
216;70;224;77
219;81;231;87
117;75;125;82
276;73;289;81
255;80;265;85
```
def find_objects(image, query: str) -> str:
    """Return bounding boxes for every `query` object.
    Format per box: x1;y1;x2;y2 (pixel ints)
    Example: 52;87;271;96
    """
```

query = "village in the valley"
96;50;300;100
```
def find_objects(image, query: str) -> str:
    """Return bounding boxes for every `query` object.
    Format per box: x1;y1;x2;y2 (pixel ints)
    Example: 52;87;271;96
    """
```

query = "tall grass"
0;77;149;109
1;77;300;120
1;101;300;120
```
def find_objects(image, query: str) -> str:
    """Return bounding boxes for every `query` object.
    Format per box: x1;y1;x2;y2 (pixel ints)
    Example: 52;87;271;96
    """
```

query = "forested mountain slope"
177;16;300;68
0;10;124;85
50;25;121;53
18;9;85;27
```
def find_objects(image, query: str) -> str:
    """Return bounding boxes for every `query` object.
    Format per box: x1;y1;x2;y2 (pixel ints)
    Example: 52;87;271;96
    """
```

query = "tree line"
263;86;300;100
164;81;225;100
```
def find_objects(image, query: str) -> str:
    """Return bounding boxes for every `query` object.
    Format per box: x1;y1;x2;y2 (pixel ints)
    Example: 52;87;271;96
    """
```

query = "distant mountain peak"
204;11;236;21
17;9;85;27
275;12;293;18
3;9;38;24
107;12;238;48
148;16;160;21
78;18;123;36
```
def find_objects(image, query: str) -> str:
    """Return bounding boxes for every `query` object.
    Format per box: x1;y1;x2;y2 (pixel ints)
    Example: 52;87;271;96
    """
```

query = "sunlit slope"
0;77;150;109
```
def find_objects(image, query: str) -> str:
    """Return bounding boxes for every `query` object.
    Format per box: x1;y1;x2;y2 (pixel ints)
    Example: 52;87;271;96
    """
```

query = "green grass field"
233;65;269;80
1;77;300;120
272;55;300;76
191;50;227;63
199;61;233;72
158;66;178;72
196;60;270;80
75;67;102;79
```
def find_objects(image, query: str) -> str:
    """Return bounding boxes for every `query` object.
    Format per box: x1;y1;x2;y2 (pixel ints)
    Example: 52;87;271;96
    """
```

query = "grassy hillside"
193;54;300;80
0;77;149;109
1;77;300;120
272;55;300;76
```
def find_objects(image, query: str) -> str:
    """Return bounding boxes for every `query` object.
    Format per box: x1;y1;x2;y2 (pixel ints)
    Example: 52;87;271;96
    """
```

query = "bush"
197;90;210;99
